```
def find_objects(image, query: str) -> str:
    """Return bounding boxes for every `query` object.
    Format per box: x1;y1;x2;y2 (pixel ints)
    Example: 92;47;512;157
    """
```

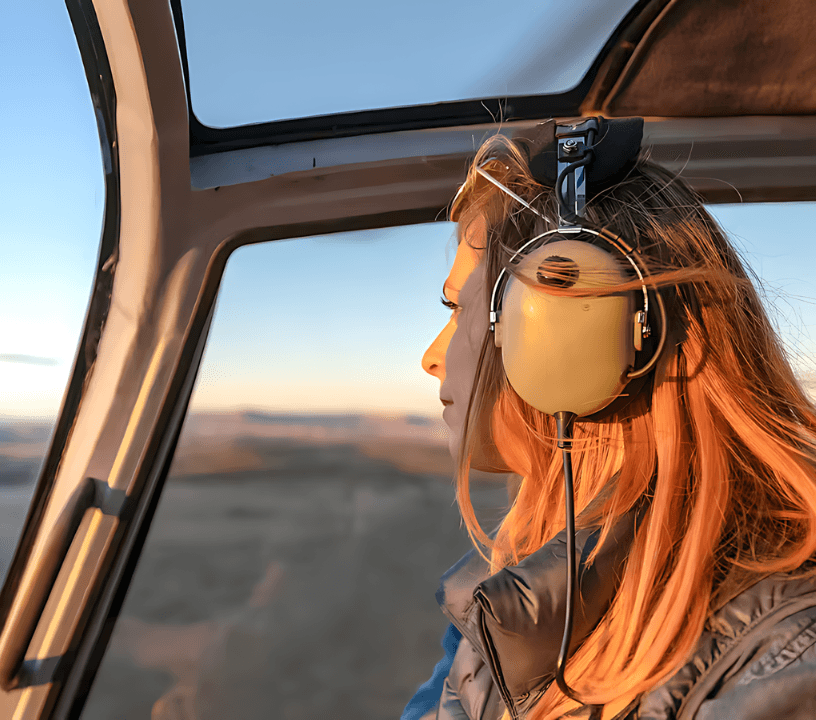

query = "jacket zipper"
476;598;521;719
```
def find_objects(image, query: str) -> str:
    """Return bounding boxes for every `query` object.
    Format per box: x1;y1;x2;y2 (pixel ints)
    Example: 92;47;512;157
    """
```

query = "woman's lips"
440;398;453;407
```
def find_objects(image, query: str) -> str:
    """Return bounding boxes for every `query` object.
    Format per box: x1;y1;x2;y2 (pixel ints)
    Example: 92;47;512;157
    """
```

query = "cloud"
0;354;60;366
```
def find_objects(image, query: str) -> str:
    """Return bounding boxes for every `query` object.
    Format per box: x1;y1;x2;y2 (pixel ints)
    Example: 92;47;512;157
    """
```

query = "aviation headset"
452;116;668;703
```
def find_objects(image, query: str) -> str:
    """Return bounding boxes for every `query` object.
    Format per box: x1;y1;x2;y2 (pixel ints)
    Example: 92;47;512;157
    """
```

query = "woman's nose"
422;324;450;381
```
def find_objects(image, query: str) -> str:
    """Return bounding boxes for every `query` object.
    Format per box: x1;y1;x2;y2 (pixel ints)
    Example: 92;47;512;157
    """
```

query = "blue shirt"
400;623;463;720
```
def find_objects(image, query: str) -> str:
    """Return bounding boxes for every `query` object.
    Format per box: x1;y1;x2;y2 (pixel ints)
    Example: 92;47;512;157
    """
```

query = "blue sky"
180;0;639;126
2;1;815;420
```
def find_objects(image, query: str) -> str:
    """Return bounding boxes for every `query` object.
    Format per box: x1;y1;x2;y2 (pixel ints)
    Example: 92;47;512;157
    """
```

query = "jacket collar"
437;510;816;720
436;506;643;712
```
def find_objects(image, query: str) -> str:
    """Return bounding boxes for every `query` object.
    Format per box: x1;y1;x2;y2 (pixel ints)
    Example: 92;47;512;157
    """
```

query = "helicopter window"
78;205;816;719
709;202;816;392
6;5;816;718
178;0;640;128
0;2;104;589
79;224;513;720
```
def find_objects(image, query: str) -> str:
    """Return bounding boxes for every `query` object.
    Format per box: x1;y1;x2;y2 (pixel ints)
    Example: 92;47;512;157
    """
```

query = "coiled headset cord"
554;410;581;703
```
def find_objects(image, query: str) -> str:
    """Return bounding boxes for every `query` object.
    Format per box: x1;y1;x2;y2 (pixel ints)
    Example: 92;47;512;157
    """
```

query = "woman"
407;120;816;720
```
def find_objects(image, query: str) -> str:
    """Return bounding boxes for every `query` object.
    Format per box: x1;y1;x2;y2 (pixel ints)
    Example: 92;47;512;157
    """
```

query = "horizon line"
0;407;444;424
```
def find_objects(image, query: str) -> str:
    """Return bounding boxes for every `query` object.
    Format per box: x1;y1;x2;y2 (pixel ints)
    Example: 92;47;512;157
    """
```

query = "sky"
2;1;815;422
180;0;640;126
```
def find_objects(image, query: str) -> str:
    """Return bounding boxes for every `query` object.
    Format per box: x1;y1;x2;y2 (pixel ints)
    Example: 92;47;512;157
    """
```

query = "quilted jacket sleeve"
694;607;816;720
695;661;816;720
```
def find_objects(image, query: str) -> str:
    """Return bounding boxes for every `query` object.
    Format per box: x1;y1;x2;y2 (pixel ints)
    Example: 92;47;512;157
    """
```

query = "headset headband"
513;117;644;205
480;116;667;380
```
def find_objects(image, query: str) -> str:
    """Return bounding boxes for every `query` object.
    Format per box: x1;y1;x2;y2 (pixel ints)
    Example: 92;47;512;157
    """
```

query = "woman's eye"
440;296;460;312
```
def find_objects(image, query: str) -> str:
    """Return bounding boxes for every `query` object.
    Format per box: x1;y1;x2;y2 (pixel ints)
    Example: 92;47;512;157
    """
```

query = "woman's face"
421;228;509;473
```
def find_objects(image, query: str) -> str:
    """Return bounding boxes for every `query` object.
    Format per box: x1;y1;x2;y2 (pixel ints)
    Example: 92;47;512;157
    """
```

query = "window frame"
1;0;816;717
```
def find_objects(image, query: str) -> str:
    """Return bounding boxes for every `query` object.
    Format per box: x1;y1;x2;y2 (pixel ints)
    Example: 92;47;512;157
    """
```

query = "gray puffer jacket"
423;508;816;720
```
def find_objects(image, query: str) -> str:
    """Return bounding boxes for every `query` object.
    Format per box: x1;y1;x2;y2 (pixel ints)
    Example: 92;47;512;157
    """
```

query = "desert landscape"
5;378;816;718
0;411;513;720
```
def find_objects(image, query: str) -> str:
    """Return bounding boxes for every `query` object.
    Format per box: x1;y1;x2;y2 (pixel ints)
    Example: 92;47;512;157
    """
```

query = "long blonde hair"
453;134;816;718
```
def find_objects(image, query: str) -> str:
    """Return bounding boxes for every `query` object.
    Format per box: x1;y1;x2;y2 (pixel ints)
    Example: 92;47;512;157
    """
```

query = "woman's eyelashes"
440;295;461;312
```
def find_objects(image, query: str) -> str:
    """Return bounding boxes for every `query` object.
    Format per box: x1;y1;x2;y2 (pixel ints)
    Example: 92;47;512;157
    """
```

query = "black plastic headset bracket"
556;121;596;227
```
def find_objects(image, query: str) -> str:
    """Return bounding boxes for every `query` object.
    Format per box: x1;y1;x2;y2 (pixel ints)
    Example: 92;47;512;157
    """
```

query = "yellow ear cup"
499;239;637;416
